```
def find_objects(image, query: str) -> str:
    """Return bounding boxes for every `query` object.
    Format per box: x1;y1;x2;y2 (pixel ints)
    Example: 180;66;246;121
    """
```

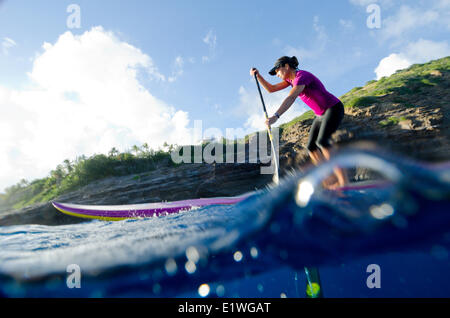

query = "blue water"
1;147;449;298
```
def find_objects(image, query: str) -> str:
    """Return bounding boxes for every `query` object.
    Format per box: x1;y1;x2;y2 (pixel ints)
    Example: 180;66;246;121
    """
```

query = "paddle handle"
253;71;270;119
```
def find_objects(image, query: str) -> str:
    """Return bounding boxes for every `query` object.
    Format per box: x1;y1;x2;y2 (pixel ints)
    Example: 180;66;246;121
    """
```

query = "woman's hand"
250;68;260;77
265;116;278;127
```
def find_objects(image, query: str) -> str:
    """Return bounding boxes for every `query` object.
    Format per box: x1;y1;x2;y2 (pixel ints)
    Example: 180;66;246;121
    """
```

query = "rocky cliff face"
1;57;449;226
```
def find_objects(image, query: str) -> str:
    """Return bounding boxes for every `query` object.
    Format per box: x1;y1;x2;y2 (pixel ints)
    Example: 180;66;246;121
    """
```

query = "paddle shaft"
253;70;323;298
253;72;279;183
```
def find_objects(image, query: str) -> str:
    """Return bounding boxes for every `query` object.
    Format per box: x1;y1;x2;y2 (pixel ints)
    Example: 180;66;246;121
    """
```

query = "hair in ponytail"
269;56;300;75
277;56;299;69
289;56;299;69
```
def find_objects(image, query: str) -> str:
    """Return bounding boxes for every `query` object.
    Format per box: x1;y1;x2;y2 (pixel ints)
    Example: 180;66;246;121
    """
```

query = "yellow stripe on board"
54;205;129;221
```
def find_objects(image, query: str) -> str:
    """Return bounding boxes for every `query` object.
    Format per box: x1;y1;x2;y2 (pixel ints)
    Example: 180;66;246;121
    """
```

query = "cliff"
279;56;449;169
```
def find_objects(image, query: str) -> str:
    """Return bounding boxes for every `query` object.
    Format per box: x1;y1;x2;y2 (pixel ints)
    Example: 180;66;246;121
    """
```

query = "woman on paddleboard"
250;56;346;187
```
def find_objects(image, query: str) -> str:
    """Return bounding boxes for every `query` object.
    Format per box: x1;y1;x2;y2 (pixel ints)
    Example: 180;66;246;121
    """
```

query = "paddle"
253;71;279;185
253;69;323;298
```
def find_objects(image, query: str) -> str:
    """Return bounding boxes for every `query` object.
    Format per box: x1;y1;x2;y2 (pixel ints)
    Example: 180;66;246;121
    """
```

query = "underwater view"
1;148;449;298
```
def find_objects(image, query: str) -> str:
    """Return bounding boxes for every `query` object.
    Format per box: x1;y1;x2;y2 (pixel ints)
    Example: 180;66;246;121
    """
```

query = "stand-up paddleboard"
52;193;253;221
52;180;392;221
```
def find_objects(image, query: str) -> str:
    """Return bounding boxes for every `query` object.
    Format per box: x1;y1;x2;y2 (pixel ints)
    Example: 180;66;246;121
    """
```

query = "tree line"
0;143;178;210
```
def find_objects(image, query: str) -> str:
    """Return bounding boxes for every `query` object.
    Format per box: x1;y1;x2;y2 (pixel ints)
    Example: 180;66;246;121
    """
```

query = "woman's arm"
250;68;290;93
274;85;305;117
266;85;305;126
257;75;290;93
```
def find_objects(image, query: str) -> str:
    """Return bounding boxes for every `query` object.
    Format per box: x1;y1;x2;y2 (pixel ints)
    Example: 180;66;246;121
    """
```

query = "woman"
250;56;346;188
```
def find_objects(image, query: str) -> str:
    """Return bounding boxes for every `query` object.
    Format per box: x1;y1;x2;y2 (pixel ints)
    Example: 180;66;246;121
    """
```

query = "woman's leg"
306;115;339;187
307;117;322;165
321;147;348;187
315;103;346;188
315;103;344;150
309;149;323;165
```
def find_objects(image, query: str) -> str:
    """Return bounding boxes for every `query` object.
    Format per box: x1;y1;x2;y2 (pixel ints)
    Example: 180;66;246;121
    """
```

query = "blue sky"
0;0;449;191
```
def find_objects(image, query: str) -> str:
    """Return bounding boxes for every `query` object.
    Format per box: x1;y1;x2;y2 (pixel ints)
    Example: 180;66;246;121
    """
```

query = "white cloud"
2;37;16;55
374;39;450;79
405;39;450;62
168;56;184;82
203;29;217;50
0;27;193;191
374;53;411;79
202;29;217;63
381;5;439;41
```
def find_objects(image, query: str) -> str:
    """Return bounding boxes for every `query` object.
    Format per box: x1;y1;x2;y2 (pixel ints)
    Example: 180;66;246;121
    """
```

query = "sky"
0;0;449;192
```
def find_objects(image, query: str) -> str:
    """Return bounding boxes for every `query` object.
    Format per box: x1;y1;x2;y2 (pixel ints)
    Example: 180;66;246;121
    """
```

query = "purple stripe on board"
53;194;252;218
53;202;200;218
337;181;392;191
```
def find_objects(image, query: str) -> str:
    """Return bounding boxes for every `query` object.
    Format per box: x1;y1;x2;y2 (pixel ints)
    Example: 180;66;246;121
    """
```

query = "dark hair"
269;56;300;75
285;56;299;69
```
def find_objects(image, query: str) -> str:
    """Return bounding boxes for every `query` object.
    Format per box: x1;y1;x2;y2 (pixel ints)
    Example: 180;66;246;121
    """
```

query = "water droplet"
233;251;243;262
165;258;177;276
250;247;259;259
370;203;394;219
185;260;197;274
296;180;314;207
186;246;200;264
198;284;210;297
306;282;321;298
216;285;225;297
257;284;264;293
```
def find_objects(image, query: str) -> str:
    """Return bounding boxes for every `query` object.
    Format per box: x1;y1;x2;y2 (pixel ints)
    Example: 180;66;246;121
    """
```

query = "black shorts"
306;102;344;152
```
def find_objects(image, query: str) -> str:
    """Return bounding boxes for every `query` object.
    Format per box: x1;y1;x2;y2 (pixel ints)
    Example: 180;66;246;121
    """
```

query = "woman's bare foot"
321;175;338;189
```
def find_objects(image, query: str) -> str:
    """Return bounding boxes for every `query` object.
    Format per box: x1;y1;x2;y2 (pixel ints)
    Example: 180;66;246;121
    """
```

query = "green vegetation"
379;116;407;127
279;110;315;133
340;56;449;106
345;96;379;108
0;144;177;211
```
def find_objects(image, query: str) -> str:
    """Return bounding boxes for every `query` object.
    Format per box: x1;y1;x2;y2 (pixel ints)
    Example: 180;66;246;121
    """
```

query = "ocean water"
0;147;449;298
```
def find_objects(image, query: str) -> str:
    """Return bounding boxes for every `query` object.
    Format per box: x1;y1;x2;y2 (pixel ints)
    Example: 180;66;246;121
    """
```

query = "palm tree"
132;145;140;157
63;159;73;174
108;147;119;158
142;143;150;157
